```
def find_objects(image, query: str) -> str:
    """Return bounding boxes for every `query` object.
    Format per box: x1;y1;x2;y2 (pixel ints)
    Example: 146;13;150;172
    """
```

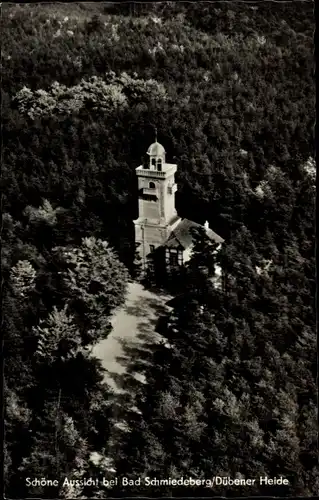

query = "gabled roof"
164;218;224;250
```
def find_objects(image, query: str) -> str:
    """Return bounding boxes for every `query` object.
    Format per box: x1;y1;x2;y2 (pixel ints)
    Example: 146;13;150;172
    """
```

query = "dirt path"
89;281;171;469
92;281;171;392
91;283;171;473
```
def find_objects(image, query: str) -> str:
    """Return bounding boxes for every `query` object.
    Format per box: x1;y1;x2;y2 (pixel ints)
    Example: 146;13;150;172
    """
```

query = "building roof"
164;218;224;250
147;141;165;157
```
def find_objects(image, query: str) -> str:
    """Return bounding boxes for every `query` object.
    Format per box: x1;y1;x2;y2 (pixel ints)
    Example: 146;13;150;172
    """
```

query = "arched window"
149;182;156;189
157;158;162;171
151;158;156;166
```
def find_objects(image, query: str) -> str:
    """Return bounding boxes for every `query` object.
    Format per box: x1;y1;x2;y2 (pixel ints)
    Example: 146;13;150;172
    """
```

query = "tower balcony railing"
142;187;158;195
137;169;166;178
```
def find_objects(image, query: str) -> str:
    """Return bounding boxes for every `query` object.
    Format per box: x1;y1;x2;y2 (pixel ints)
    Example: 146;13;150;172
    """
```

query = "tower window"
151;158;156;166
169;250;178;266
157;159;162;171
149;182;156;189
178;250;183;265
149;244;155;252
167;249;183;267
144;155;150;169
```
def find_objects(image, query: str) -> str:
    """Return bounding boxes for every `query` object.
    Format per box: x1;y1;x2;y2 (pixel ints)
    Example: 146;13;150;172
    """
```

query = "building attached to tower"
134;140;224;278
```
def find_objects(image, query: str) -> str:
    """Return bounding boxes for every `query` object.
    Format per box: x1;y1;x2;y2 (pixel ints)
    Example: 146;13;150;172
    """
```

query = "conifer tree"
114;225;315;496
33;305;82;363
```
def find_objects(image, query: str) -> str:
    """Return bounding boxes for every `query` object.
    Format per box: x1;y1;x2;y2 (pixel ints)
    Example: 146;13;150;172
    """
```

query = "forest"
2;1;316;498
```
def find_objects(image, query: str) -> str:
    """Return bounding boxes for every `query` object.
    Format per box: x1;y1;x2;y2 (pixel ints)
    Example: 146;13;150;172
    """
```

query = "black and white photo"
2;1;316;498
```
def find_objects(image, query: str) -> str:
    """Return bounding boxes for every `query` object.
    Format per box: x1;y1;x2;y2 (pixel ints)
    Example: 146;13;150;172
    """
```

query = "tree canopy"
2;1;315;498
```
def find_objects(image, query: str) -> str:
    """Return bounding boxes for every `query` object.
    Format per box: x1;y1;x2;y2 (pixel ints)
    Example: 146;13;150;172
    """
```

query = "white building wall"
182;246;193;264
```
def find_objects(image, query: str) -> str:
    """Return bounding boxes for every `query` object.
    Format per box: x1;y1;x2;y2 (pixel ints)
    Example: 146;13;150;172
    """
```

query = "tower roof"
147;141;165;157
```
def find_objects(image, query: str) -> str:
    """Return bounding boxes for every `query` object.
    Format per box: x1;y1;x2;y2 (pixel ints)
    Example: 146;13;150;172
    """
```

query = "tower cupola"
145;128;165;170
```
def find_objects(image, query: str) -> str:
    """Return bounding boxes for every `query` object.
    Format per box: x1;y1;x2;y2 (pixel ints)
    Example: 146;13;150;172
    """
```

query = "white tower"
133;137;181;268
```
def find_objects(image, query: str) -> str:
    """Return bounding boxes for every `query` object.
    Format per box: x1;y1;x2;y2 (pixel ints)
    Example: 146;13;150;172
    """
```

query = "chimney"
204;220;209;230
